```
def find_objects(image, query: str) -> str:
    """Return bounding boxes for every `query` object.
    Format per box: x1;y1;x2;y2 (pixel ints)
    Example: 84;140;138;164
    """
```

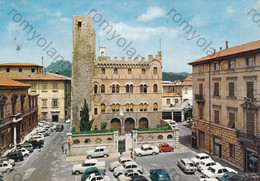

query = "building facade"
0;77;38;155
189;40;260;172
72;16;162;133
0;63;71;123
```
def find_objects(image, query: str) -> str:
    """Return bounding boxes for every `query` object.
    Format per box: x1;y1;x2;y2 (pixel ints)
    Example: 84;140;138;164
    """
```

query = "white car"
113;161;143;177
109;157;132;171
168;121;178;128
191;153;211;165
177;158;197;173
72;159;106;175
197;159;221;171
134;144;159;157
0;161;13;173
32;134;45;141
65;119;71;124
18;148;30;157
85;173;110;181
87;146;109;159
118;169;141;181
199;178;219;181
201;165;238;179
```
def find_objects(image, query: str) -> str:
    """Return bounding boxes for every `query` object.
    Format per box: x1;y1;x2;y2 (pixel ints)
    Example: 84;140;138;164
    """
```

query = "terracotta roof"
162;93;181;97
182;80;192;86
0;63;43;67
1;72;71;81
0;77;31;87
189;40;260;65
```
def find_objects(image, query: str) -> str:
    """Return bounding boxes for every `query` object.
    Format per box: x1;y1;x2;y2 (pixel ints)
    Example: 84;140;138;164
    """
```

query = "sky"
0;0;260;73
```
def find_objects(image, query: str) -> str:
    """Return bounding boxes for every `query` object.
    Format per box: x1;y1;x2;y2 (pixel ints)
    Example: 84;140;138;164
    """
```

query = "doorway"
52;115;59;122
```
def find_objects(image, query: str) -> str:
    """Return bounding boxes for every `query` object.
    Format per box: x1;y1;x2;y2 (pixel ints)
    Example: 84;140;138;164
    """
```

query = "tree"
101;122;107;130
80;99;94;131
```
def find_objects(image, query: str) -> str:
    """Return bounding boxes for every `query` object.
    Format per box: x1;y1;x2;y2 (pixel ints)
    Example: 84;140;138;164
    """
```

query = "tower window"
6;68;10;72
19;68;22;72
78;21;82;27
31;68;35;73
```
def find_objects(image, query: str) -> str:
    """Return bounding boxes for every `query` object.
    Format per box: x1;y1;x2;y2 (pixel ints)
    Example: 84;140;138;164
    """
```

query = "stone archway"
139;117;148;128
125;118;135;133
111;118;121;133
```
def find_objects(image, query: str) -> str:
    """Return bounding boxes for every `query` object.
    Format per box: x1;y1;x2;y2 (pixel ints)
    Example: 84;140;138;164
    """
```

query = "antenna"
41;56;44;73
159;39;161;51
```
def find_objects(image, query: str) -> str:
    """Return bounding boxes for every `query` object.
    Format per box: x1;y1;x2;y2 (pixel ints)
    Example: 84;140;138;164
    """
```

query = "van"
56;124;64;132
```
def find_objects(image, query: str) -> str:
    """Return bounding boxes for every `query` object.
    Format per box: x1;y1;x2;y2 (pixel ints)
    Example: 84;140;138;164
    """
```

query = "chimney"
214;49;216;54
226;41;228;49
49;70;52;73
220;47;222;52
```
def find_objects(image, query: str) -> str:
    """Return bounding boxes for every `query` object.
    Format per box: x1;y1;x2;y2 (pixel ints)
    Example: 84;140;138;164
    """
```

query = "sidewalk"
66;152;122;162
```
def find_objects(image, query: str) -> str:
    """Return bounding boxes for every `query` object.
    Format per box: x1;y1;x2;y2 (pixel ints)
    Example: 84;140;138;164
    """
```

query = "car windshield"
208;167;215;173
188;163;195;167
200;162;205;165
159;174;169;179
195;155;200;159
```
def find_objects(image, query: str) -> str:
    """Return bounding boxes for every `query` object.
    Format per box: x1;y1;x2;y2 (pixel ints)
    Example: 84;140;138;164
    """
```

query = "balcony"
195;94;205;103
237;131;260;145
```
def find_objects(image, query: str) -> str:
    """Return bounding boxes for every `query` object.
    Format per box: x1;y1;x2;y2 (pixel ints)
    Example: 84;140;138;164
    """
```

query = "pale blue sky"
0;0;260;73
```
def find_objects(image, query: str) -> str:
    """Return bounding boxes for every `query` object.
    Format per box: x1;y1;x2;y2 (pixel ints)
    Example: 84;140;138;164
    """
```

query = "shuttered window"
112;104;115;112
214;82;219;96
140;104;143;111
153;103;158;111
112;85;115;93
214;110;219;124
199;83;203;95
247;112;255;139
199;106;203;120
140;85;143;93
143;104;147;111
101;85;105;93
247;81;254;99
126;104;129;112
116;85;120;93
130;104;134;112
228;112;235;128
153;84;158;93
116;104;120;112
101;104;105;113
130;85;134;93
229;82;235;97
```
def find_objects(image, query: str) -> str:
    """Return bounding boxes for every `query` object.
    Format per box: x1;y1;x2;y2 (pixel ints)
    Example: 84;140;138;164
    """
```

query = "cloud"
190;15;210;27
225;6;235;15
56;11;61;17
256;0;260;10
60;17;71;23
98;22;178;40
137;6;165;22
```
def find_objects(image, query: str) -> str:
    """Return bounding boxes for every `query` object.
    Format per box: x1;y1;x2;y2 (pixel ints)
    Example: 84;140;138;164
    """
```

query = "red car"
158;143;174;152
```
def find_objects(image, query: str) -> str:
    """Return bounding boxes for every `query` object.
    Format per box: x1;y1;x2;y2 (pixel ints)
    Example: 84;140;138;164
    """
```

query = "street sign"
67;139;71;144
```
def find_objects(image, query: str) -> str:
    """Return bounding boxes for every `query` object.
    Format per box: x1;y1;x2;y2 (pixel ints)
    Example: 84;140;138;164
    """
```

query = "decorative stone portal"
110;118;121;133
125;118;135;133
139;117;148;128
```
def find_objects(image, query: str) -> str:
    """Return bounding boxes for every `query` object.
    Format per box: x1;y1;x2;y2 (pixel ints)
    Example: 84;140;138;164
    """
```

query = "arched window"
153;67;158;74
157;135;163;139
153;103;158;111
107;137;113;142
126;104;130;112
167;134;173;139
140;104;143;111
101;104;105;113
116;85;120;93
101;84;105;93
126;85;130;93
112;85;115;93
101;51;104;57
11;94;18;115
94;85;98;94
130;104;134;112
140;85;143;93
143;103;147;111
153;84;158;93
73;139;80;144
84;139;91;144
116;104;120;112
112;104;116;112
144;85;147;93
130;85;134;93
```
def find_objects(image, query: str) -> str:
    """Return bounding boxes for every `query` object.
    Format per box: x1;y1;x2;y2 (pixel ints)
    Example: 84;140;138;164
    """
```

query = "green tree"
101;122;107;130
80;99;94;131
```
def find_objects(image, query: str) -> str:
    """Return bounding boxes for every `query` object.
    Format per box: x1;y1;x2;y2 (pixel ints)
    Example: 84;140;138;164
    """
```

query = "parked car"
65;119;71;124
87;146;109;159
158;143;174;152
16;148;30;157
197;159;221;171
131;175;148;181
81;167;106;181
72;159;106;175
109;157;132;171
32;134;45;142
0;161;13;173
134;144;159;157
17;142;34;152
201;165;237;179
6;151;24;162
168;121;178;128
26;138;44;149
190;153;212;165
0;157;15;166
150;169;171;181
225;173;260;181
56;124;64;132
199;178;219;181
114;161;143;178
85;172;110;181
221;172;238;181
177;158;197;173
118;169;141;181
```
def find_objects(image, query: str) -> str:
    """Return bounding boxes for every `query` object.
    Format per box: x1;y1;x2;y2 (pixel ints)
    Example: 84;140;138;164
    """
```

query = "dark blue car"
150;169;171;181
222;172;238;181
81;167;105;181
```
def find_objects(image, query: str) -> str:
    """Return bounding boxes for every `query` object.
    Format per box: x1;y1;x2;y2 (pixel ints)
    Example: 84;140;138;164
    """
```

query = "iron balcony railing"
237;131;260;144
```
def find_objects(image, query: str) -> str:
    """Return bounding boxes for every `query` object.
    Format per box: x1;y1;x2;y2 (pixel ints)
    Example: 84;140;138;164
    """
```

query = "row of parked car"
177;153;238;180
0;120;64;179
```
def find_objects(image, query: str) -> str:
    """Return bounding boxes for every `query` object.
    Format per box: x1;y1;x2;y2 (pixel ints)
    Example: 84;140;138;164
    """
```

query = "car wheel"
25;154;29;157
87;155;92;159
104;154;108;158
138;170;142;174
75;171;80;175
137;153;142;157
152;152;156;155
171;149;174;152
117;172;123;178
159;150;163;153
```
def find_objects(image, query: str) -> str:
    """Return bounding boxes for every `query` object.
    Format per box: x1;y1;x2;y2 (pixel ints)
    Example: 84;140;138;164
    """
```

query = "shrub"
71;127;118;134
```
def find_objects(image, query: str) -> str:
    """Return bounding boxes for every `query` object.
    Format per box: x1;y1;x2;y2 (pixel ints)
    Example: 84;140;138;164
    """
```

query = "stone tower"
72;16;96;130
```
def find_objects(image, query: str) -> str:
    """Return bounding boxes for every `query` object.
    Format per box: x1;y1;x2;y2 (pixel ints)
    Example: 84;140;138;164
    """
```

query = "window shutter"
228;112;235;128
215;110;219;124
247;81;254;99
199;106;203;119
229;82;234;97
199;83;203;95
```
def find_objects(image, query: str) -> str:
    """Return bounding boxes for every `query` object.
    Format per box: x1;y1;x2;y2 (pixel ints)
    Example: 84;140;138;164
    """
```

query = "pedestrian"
61;145;64;154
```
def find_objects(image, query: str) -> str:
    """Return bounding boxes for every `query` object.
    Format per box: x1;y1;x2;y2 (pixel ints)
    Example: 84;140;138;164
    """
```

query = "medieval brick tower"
72;16;96;130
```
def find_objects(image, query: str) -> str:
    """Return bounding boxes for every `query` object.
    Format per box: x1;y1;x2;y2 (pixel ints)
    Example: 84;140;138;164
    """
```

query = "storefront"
213;137;222;158
246;149;258;172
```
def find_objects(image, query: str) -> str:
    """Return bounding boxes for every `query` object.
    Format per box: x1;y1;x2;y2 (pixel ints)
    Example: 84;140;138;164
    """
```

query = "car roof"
95;146;107;149
208;165;223;169
200;159;215;164
181;158;193;163
120;157;132;161
142;144;152;148
196;153;209;157
124;161;137;166
151;169;168;175
84;159;98;164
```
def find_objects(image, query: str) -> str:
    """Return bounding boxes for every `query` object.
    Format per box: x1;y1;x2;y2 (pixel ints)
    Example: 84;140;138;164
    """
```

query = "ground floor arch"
125;118;135;133
139;117;148;128
110;118;121;132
